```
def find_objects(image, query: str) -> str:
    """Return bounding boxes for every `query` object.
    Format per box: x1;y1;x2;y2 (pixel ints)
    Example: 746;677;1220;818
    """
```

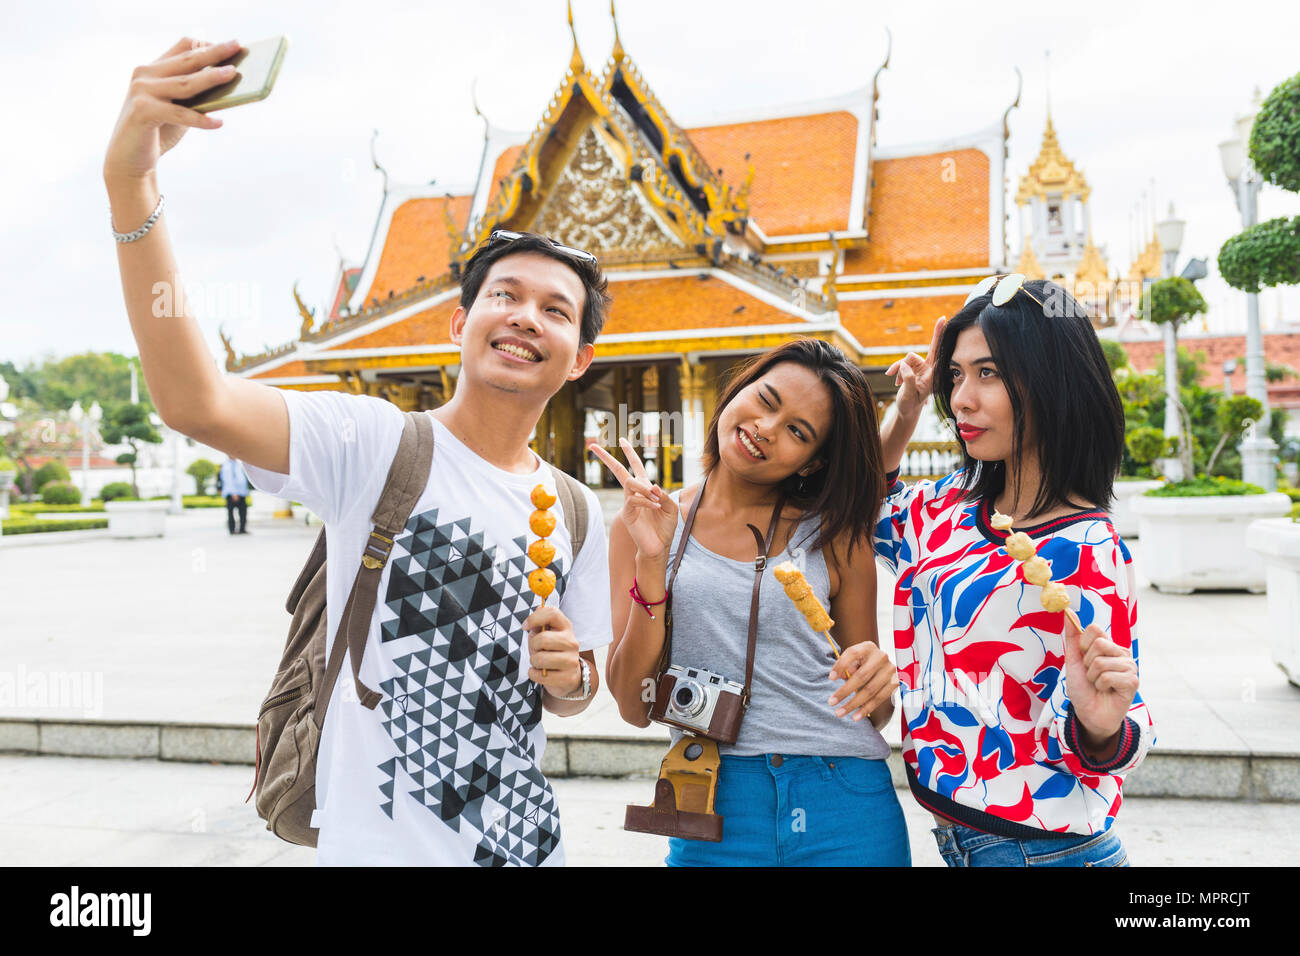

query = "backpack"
248;409;591;846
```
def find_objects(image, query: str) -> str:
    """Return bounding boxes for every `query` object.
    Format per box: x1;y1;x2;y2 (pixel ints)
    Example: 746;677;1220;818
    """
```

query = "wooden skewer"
821;630;843;660
1064;607;1083;634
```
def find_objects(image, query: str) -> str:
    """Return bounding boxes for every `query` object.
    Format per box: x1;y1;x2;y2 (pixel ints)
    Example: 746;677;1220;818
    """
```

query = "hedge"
1;517;109;535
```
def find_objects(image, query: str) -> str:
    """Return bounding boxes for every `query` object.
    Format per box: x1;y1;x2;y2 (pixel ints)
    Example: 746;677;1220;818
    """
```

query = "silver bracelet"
553;658;592;701
112;193;165;243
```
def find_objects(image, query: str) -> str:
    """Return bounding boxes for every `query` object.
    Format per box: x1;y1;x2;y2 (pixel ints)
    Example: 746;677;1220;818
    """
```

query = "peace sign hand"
589;438;679;559
884;315;946;420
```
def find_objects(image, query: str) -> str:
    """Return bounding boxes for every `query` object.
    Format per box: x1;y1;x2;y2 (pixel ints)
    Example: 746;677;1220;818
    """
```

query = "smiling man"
104;38;613;866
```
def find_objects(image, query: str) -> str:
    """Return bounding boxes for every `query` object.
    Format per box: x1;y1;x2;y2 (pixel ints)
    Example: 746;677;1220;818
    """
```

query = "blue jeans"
666;754;911;867
931;822;1130;867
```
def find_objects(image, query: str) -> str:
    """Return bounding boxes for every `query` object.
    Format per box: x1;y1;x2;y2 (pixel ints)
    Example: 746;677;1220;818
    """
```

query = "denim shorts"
666;754;911;867
931;822;1130;867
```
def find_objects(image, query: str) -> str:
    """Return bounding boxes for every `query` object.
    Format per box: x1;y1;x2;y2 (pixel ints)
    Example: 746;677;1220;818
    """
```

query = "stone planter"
1108;479;1162;539
1248;518;1300;687
104;499;170;539
1130;492;1292;593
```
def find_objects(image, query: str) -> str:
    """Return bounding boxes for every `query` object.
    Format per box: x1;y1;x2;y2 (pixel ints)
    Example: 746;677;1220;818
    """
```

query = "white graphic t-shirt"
244;389;612;866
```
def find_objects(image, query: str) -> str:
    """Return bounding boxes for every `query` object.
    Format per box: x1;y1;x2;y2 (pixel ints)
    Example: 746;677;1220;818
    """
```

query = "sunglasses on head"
488;229;598;264
963;273;1045;309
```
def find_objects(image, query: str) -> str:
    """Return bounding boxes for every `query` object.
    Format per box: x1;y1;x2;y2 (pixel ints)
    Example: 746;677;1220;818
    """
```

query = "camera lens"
671;680;706;718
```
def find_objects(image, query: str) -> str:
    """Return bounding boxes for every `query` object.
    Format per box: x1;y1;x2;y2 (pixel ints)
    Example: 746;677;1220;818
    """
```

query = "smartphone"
177;36;289;113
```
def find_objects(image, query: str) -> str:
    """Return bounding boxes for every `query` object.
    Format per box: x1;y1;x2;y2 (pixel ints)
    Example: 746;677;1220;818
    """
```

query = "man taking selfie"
104;37;613;866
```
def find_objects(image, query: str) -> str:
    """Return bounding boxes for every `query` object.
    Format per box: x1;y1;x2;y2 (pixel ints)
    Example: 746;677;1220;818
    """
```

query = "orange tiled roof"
839;294;964;353
320;275;802;354
603;276;804;334
687;112;858;237
248;359;310;380
845;149;990;274
326;298;461;351
488;145;524;200
361;195;472;306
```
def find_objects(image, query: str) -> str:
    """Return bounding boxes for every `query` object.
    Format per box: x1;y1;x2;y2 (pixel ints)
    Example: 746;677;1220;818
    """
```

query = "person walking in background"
219;455;250;535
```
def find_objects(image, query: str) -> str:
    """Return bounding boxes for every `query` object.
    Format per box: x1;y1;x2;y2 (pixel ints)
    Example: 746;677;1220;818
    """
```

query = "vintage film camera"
649;664;747;744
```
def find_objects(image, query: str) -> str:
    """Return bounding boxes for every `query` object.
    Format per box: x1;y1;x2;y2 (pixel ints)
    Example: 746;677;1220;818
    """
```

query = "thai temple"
226;6;1021;485
1010;108;1165;328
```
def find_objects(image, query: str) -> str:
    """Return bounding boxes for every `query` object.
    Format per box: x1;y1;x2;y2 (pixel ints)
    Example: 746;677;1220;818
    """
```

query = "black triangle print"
387;568;425;604
395;596;435;634
447;623;477;663
433;589;468;629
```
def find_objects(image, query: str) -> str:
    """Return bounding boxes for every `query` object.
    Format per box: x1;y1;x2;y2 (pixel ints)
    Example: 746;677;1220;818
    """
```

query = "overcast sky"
5;0;1300;372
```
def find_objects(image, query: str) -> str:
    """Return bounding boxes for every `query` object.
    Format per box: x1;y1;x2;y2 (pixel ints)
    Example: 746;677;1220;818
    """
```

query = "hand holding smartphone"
175;36;289;113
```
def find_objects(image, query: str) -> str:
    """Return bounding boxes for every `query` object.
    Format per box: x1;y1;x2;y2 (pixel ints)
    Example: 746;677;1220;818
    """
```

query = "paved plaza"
2;494;1299;865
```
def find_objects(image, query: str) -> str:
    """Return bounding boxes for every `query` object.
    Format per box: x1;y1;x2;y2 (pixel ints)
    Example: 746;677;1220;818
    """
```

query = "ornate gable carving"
532;126;683;254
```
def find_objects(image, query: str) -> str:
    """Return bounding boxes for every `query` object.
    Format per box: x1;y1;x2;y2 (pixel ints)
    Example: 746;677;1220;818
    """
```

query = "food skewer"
992;511;1084;632
772;561;843;661
528;485;558;676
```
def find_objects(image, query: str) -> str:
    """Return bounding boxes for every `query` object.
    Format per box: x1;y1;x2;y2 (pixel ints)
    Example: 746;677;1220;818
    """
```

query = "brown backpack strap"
333;411;436;710
546;463;589;563
287;526;327;614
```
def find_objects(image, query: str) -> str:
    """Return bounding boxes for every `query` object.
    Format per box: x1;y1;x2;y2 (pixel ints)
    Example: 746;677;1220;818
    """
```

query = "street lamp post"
68;399;103;506
1219;91;1278;491
1156;205;1186;481
148;412;185;516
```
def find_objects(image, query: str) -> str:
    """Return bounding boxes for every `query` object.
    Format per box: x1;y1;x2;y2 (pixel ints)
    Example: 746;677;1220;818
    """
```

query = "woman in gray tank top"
592;339;911;866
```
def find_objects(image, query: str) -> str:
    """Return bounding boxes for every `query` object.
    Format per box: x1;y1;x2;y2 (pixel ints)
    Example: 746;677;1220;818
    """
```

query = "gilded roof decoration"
1015;242;1045;280
1074;236;1110;287
293;281;315;337
1126;231;1163;284
532;126;683;254
1015;115;1090;204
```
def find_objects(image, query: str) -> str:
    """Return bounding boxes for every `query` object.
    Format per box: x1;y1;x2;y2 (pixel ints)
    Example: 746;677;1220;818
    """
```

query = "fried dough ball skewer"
991;510;1084;632
772;561;842;660
529;485;559;675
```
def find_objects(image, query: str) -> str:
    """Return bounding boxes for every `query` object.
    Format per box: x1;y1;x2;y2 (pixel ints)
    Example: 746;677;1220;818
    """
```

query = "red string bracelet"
629;578;667;619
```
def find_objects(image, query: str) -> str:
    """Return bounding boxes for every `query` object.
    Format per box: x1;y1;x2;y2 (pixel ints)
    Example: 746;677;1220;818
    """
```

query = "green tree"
1250;71;1300;192
1207;395;1265;476
1139;277;1209;479
99;403;162;498
1099;339;1129;373
186;458;219;495
1218;68;1300;328
37;353;155;415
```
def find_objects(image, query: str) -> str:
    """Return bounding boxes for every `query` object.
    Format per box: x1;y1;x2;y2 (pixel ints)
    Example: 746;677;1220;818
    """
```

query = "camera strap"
662;475;785;711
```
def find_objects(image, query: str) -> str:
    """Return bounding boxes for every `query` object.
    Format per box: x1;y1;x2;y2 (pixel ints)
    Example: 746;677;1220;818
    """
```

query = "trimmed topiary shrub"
98;481;134;502
39;481;82;505
32;460;71;495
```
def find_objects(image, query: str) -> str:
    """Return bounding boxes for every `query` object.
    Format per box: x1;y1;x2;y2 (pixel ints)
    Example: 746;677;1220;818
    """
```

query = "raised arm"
879;315;946;473
590;440;680;727
104;37;288;475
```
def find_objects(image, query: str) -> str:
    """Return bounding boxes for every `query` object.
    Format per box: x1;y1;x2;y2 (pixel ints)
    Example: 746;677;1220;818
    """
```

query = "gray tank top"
665;497;891;759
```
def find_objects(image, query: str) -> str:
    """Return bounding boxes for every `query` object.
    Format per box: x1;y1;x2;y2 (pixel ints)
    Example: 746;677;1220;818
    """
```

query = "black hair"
701;338;886;554
458;231;611;348
934;278;1124;516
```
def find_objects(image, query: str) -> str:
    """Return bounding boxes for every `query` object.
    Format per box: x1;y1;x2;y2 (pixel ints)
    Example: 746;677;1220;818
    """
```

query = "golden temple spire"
1075;234;1109;287
567;0;585;74
1015;109;1089;205
1015;243;1045;281
610;0;625;63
